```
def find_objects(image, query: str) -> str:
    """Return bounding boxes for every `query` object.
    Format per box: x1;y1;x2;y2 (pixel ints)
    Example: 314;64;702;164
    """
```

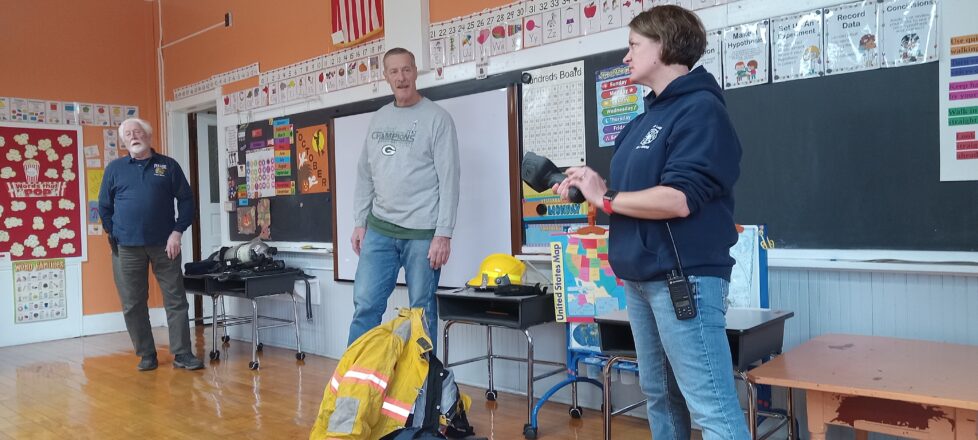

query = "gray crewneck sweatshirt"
353;97;460;237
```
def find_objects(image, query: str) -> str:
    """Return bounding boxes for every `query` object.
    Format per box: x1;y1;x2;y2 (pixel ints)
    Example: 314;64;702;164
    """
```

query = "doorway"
188;110;221;322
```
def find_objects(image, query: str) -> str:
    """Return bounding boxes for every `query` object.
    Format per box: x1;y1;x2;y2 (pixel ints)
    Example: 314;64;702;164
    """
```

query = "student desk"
437;289;565;436
748;334;978;440
184;268;306;370
595;308;795;440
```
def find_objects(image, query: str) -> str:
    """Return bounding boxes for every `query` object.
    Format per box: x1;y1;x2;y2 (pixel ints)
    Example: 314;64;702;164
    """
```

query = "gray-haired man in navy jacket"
98;118;203;372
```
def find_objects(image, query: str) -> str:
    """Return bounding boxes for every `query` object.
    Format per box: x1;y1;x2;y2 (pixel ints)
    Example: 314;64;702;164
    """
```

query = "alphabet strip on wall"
0;98;138;127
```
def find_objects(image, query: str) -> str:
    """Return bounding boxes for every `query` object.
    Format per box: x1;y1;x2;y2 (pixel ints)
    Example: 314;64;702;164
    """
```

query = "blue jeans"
347;229;440;348
624;276;749;440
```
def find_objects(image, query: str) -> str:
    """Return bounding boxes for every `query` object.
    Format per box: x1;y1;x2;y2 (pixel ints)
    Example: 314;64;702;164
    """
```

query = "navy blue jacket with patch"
98;151;194;246
608;66;741;282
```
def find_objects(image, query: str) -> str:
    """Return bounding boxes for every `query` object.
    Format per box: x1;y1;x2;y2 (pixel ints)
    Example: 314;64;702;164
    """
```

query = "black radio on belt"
667;270;696;320
665;223;697;320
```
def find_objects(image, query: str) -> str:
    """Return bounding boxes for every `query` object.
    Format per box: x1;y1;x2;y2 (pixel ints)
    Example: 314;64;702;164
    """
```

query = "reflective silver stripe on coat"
327;396;360;434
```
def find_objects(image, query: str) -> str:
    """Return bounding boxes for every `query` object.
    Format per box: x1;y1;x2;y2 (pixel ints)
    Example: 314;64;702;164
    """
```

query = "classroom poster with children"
881;0;939;67
771;10;824;82
722;20;771;89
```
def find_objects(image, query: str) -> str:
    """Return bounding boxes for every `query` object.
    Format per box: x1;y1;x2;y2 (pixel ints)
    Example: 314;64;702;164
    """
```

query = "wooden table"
748;334;978;439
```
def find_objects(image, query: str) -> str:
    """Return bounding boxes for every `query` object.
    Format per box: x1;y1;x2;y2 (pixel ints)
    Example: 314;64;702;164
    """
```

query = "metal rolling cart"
437;288;567;438
184;268;307;370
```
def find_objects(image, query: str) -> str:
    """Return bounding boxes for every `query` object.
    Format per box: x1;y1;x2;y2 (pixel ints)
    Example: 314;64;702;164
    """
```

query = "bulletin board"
0;123;86;261
226;116;332;243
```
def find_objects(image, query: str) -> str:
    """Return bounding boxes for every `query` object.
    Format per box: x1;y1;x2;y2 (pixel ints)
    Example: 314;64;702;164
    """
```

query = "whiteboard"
334;88;512;287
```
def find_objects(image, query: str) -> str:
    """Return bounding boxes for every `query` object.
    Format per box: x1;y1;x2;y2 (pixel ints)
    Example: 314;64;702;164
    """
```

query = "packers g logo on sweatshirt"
637;125;663;150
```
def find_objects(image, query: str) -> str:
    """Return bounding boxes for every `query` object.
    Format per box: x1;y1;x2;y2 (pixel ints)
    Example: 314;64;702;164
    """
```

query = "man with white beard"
98;118;203;371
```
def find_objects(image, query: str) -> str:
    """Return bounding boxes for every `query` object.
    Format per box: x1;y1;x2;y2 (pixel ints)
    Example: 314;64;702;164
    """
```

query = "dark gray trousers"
111;246;191;357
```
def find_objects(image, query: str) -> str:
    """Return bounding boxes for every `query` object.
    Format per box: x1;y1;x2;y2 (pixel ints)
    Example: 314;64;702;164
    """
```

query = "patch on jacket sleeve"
394;320;412;342
328;396;360;434
416;337;432;352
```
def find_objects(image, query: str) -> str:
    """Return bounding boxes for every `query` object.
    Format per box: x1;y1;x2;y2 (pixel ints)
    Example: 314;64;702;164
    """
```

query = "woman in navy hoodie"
554;6;749;439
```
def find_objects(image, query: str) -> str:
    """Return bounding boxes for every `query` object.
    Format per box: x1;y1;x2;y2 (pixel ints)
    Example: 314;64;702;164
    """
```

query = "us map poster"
550;227;625;353
549;228;626;324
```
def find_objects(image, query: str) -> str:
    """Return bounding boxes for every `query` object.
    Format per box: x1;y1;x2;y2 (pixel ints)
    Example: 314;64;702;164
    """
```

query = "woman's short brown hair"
628;6;707;70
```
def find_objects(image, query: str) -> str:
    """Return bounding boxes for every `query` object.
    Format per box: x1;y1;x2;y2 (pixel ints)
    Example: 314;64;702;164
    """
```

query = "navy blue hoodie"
608;66;740;282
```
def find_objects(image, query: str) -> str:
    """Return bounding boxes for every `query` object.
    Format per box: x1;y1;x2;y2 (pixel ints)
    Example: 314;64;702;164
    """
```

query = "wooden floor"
0;326;661;439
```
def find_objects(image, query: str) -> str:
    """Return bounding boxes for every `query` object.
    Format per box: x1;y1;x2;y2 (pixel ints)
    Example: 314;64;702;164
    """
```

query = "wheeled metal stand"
204;295;234;360
185;269;307;370
244;291;305;370
202;291;305;370
442;320;565;439
191;293;233;352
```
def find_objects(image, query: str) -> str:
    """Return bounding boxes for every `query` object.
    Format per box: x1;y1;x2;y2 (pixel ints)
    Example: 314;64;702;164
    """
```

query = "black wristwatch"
602;190;618;215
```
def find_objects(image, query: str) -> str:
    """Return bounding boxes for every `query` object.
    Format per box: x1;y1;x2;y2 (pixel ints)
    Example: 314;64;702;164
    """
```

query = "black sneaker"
172;353;204;370
137;354;158;371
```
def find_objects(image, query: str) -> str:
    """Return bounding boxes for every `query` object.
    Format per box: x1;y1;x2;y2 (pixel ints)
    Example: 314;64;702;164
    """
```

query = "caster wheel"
569;406;583;419
522;424;537;439
249;361;260;370
209;350;220;360
256;342;264;352
296;352;306;360
485;389;497;401
221;335;231;343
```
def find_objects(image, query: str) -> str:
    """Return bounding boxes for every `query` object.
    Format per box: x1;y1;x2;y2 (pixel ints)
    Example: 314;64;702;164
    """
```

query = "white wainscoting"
229;252;978;439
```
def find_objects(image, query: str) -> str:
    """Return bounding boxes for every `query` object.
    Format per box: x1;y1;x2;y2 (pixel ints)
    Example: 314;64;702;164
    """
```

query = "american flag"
331;0;383;47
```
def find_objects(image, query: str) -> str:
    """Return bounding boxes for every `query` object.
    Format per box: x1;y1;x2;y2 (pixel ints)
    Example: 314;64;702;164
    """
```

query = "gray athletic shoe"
137;354;158;371
172;353;204;370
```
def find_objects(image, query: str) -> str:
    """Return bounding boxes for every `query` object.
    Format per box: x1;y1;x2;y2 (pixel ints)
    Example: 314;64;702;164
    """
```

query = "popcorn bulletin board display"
0;124;84;260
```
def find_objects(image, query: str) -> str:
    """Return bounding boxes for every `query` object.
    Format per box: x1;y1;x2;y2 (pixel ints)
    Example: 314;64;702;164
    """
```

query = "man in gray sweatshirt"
347;47;460;346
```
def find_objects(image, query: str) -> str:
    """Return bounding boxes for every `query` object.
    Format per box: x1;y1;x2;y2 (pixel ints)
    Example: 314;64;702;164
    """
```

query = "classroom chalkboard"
580;50;978;251
227;114;332;243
